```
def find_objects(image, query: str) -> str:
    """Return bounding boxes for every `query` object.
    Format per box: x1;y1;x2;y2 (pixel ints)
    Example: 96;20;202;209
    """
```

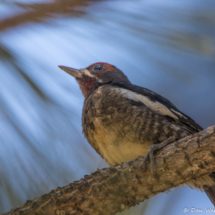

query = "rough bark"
2;125;215;215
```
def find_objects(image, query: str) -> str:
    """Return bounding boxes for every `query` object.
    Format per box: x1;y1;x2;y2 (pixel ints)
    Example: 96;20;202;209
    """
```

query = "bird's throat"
78;77;98;98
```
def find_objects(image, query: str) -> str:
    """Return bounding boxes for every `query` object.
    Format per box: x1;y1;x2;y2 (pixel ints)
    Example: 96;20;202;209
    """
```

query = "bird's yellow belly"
99;140;148;166
92;118;148;166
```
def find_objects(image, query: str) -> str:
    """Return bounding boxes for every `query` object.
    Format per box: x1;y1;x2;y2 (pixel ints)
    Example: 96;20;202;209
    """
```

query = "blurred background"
0;0;215;214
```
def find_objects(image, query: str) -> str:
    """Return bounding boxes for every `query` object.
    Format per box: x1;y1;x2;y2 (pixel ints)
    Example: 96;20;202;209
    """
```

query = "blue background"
0;0;215;214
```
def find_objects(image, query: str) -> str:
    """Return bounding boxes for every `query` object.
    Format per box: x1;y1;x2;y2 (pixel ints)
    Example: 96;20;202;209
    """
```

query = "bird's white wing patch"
119;88;178;119
170;108;187;119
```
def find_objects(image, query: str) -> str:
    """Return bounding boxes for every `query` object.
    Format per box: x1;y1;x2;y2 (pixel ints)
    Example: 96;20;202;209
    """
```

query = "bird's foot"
148;136;175;176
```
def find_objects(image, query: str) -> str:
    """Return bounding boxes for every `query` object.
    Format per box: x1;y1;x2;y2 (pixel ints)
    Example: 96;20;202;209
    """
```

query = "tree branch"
2;125;215;215
0;0;102;32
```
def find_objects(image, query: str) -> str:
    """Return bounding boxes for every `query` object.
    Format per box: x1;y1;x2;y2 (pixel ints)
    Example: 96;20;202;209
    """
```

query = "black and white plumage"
114;82;203;133
59;62;215;206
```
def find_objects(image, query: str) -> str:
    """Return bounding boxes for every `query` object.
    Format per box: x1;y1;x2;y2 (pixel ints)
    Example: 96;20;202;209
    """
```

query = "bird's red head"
59;62;130;98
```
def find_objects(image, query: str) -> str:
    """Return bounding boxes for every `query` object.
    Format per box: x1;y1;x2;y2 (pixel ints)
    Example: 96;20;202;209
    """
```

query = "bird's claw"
148;136;176;176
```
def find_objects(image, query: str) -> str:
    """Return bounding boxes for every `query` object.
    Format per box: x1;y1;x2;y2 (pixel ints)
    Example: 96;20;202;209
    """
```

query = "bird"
59;62;215;206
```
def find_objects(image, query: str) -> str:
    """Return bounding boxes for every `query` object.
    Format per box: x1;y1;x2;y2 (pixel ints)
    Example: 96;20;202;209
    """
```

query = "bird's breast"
86;117;148;166
82;86;151;165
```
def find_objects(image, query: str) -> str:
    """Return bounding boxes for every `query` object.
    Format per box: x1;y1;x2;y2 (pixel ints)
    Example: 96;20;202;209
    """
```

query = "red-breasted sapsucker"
59;62;215;206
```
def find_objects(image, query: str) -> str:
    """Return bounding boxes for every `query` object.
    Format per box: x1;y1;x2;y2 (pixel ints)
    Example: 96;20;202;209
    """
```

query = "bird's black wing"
114;82;203;133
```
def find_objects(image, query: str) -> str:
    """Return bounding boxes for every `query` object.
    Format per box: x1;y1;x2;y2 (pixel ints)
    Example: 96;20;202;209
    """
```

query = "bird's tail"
204;185;215;207
187;172;215;206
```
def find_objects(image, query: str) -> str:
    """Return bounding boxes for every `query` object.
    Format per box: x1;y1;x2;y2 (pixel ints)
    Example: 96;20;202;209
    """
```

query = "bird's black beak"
58;65;82;79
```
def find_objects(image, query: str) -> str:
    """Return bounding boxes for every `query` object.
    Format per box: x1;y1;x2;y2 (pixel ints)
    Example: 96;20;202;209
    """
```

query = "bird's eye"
94;65;102;71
